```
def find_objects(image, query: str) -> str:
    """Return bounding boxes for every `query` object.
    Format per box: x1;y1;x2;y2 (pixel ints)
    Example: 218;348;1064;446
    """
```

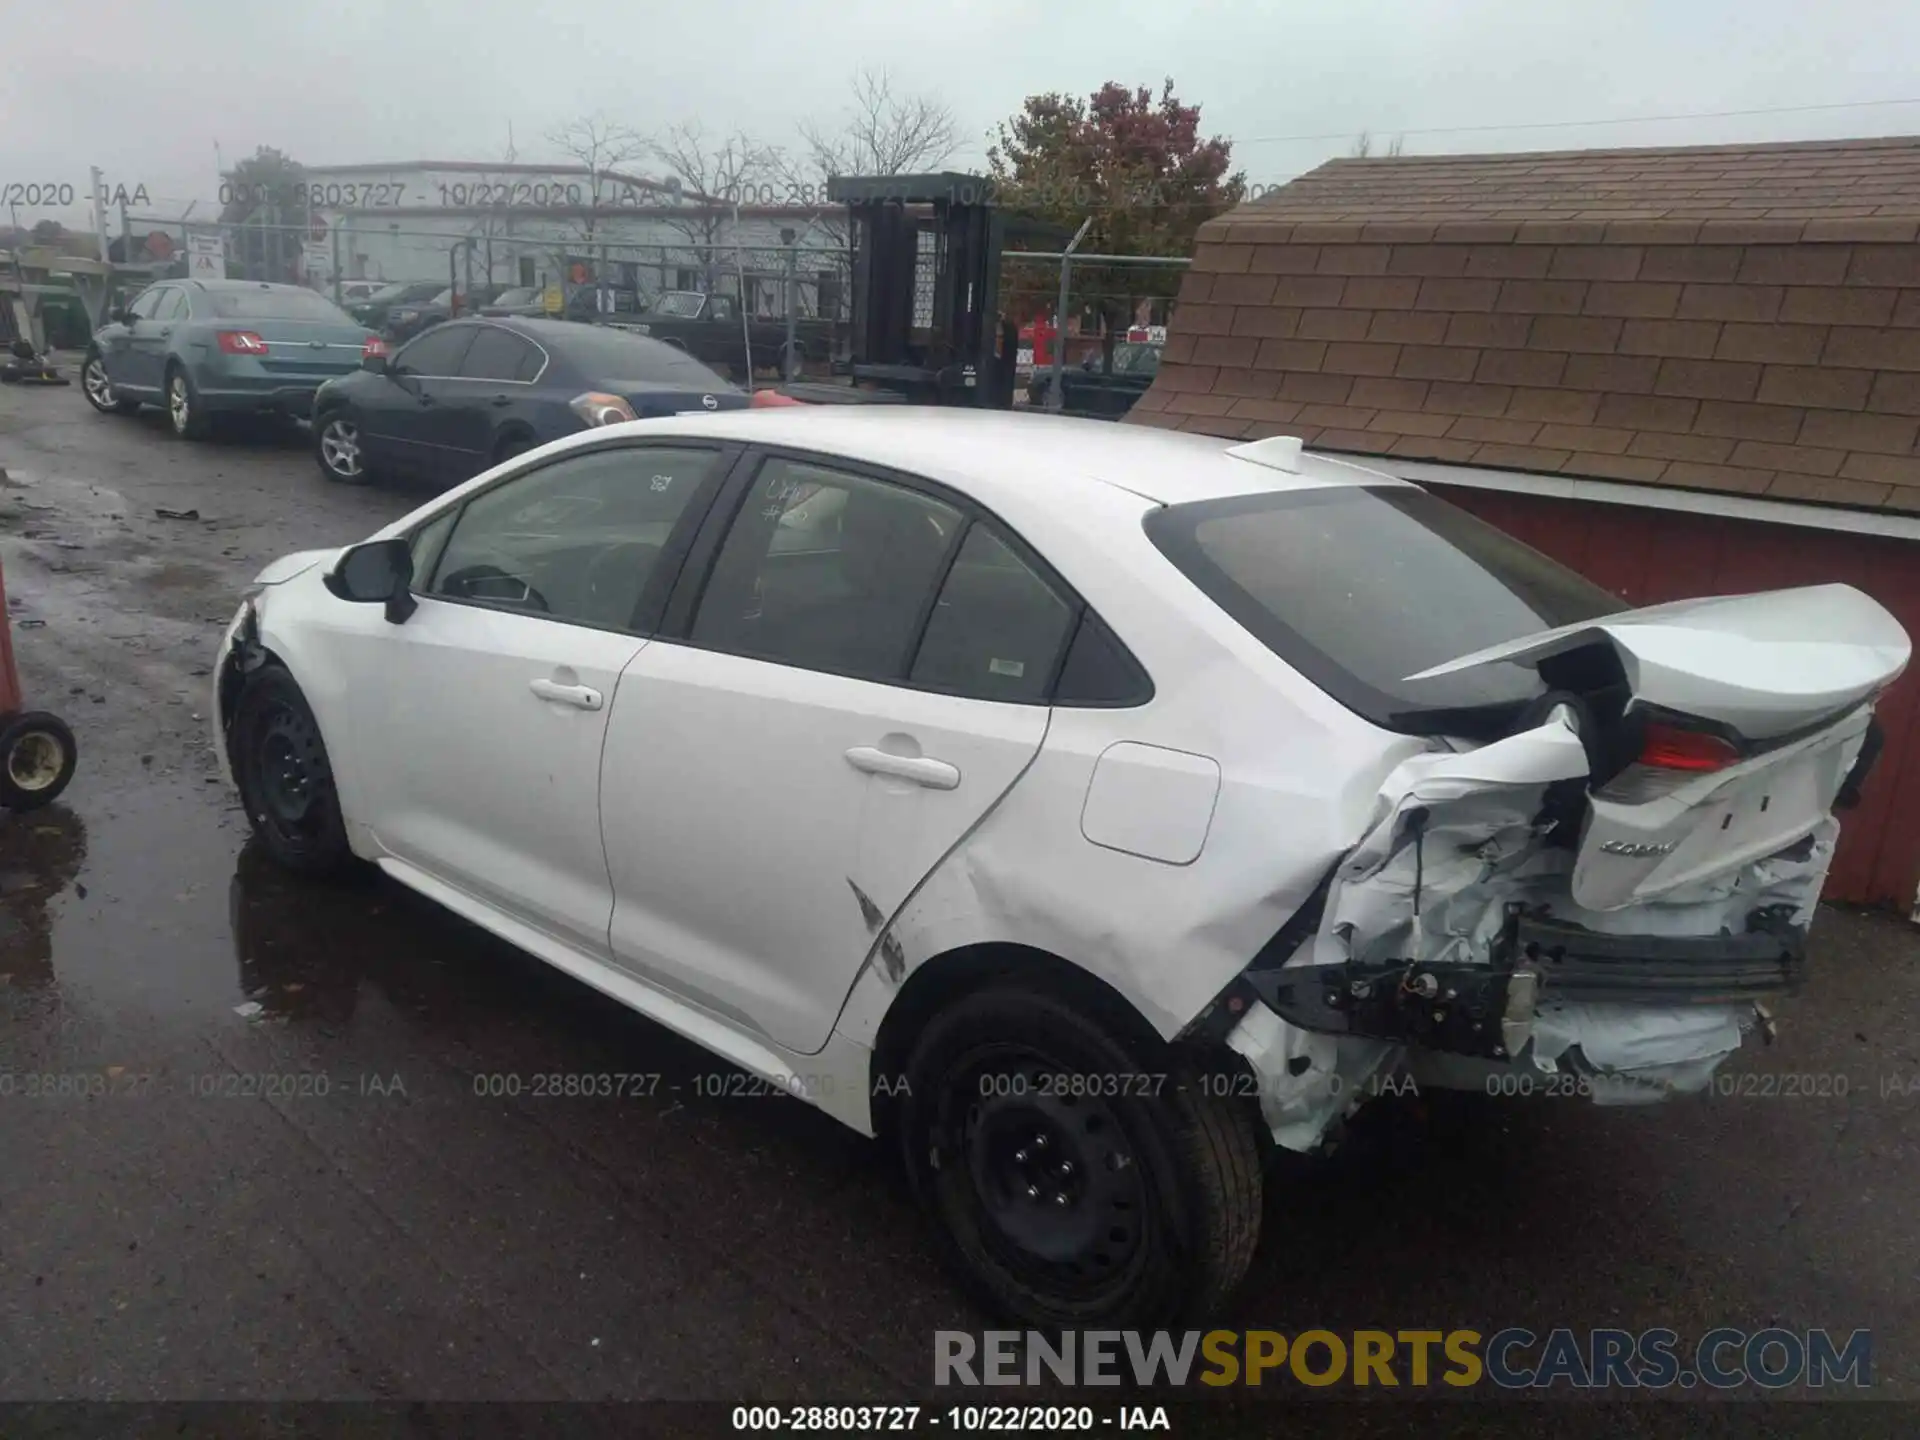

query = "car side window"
428;446;723;631
460;327;539;382
127;289;164;321
909;523;1077;703
153;289;188;322
690;458;961;681
1052;611;1155;707
396;326;475;377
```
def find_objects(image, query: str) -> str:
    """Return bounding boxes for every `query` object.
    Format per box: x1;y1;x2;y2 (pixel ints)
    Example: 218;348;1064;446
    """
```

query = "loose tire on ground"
899;983;1263;1328
0;712;78;810
231;666;353;875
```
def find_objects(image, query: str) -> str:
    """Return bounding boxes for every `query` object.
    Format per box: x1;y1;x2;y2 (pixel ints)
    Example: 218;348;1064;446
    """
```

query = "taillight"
216;331;268;355
362;335;388;359
1638;721;1741;772
570;391;637;427
750;389;806;407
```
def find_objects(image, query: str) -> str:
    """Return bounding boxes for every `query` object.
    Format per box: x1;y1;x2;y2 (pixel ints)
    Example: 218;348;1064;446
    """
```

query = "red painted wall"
1432;484;1920;909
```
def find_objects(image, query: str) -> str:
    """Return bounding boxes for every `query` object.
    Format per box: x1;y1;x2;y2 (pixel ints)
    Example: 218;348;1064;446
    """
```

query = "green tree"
220;146;307;280
989;80;1244;353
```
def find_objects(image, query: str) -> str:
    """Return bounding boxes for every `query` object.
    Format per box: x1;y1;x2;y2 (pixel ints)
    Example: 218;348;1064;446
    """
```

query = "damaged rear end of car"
1158;481;1910;1152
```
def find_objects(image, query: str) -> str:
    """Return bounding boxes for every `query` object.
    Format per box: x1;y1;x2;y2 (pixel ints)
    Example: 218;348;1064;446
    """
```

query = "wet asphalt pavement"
0;372;1917;1426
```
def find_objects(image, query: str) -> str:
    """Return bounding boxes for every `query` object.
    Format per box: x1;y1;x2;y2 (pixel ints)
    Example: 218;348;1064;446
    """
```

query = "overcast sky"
8;0;1920;227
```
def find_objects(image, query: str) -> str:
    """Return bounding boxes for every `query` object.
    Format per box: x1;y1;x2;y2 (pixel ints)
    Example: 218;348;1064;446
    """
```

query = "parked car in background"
215;411;1908;1326
476;286;550;319
609;289;832;380
310;315;748;488
347;280;442;333
339;280;388;305
387;284;512;344
1027;339;1162;417
81;279;378;439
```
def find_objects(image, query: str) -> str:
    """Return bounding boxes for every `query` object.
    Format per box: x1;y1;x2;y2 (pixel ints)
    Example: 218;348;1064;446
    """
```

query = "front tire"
900;984;1263;1327
0;712;78;810
81;353;139;414
314;410;370;484
167;364;212;439
231;667;353;875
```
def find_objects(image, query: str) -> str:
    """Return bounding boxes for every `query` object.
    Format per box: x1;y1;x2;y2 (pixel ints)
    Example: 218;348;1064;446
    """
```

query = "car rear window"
207;289;354;322
1144;486;1624;735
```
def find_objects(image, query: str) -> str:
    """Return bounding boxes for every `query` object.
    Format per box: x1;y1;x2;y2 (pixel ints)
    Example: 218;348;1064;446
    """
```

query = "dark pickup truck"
603;291;833;380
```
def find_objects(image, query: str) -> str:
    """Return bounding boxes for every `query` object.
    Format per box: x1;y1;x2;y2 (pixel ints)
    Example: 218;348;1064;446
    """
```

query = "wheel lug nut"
1053;1193;1070;1206
1033;1133;1048;1149
1057;1161;1073;1176
1025;1184;1040;1200
1014;1148;1029;1164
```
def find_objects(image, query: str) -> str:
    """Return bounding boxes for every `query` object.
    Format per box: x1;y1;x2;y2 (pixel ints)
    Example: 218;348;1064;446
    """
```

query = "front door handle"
844;746;960;790
529;678;603;711
490;395;511;407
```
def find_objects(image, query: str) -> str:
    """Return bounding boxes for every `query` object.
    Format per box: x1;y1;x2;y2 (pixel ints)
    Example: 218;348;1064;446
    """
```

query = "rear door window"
690;458;961;681
460;327;541;382
1145;487;1623;734
909;524;1077;703
397;325;476;377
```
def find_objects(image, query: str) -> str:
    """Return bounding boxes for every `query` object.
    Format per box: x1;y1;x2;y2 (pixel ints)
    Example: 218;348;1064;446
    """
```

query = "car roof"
589;407;1404;509
184;279;313;293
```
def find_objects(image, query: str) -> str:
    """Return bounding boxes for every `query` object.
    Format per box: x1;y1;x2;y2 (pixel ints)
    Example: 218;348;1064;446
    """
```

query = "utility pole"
90;167;112;325
119;195;130;264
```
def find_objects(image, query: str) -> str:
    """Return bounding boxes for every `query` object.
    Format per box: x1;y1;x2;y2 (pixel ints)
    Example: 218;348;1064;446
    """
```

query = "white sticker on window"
988;658;1025;678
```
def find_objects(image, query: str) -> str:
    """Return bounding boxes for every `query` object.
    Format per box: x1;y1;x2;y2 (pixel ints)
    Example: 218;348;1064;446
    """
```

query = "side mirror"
326;538;417;623
361;352;390;374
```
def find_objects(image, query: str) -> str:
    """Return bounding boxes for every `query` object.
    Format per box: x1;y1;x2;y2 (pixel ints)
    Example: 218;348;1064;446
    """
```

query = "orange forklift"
0;559;77;810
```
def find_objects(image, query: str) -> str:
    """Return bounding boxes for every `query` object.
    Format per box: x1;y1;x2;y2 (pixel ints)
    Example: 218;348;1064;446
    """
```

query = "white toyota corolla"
214;408;1909;1326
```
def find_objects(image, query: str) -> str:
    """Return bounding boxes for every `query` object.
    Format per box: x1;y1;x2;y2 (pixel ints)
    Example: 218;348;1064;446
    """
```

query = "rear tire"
231;666;353;876
491;432;534;466
166;364;212;439
0;712;78;810
80;352;139;414
900;984;1263;1327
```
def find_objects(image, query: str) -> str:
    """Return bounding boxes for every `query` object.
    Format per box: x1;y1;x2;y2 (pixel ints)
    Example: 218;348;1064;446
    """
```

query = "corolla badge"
1600;839;1677;857
701;394;718;409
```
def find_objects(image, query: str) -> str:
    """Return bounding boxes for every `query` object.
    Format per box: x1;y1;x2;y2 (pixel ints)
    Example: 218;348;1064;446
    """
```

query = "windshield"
428;289;453;306
359;283;407;304
559;327;734;389
652;292;706;318
1146;486;1624;735
1110;343;1161;376
491;288;539;306
206;288;356;322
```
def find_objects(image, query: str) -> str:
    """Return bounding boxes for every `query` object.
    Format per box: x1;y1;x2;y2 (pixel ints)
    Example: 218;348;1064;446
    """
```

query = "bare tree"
795;68;960;182
547;112;652;249
650;121;781;295
1350;131;1407;158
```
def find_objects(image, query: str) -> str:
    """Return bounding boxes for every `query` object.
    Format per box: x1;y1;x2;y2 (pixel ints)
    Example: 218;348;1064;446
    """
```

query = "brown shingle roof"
1216;136;1920;242
1134;137;1920;513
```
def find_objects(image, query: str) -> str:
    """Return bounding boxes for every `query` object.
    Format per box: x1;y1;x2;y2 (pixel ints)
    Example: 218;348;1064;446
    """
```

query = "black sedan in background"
1027;340;1162;417
347;281;443;333
311;317;749;488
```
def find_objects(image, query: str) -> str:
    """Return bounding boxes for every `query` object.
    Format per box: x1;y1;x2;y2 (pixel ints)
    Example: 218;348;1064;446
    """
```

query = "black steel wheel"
231;667;352;874
900;983;1263;1327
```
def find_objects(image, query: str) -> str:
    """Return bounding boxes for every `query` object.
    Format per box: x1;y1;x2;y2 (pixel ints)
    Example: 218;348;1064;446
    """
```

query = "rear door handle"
529;678;603;711
844;746;960;790
490;395;511;407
